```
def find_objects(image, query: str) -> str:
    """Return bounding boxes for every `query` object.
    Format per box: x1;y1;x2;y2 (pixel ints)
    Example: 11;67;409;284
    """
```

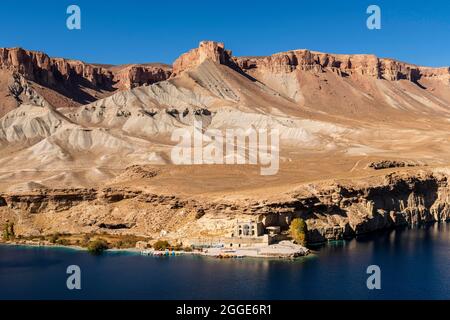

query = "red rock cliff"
0;48;115;88
172;41;233;76
112;64;172;90
234;50;450;83
0;47;172;104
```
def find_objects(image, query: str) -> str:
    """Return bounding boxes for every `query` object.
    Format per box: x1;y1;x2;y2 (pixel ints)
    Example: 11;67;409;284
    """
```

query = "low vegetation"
152;240;170;251
87;239;109;255
2;230;152;252
151;240;193;252
114;234;143;249
48;232;61;244
2;222;15;241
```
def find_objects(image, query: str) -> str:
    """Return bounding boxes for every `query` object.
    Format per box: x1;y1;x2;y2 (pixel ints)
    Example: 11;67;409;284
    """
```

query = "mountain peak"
172;41;233;76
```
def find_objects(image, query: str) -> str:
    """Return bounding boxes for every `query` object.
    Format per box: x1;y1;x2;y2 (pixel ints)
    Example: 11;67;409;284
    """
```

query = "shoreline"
2;223;448;299
0;240;311;260
2;222;446;260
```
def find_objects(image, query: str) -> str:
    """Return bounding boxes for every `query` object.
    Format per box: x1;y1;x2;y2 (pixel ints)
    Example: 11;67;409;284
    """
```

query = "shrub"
87;239;109;255
153;240;170;251
115;240;124;248
48;233;61;244
2;222;15;241
56;238;70;246
289;218;308;245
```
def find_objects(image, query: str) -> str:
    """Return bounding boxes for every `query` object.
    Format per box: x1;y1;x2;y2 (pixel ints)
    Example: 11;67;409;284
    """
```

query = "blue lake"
1;223;449;299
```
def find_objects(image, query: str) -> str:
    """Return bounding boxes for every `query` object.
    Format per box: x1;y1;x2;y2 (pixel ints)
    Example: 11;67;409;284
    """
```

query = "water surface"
1;223;449;299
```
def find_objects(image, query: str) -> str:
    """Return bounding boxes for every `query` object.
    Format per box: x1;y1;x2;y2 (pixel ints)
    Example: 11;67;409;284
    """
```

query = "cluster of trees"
152;240;192;252
152;240;171;251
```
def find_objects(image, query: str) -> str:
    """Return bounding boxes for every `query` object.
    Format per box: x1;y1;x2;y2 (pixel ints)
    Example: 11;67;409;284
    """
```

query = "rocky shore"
1;168;449;247
0;239;310;260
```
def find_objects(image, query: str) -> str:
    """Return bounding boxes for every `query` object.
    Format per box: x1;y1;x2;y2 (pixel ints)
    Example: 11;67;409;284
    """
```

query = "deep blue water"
1;223;449;300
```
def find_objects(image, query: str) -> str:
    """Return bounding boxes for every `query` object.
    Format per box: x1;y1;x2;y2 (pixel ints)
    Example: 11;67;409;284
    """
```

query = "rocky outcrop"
6;72;51;108
235;50;450;84
111;64;172;89
0;47;172;108
0;186;199;237
267;170;450;243
0;48;116;89
367;160;421;170
1;188;98;213
170;40;450;86
1;169;450;243
0;187;189;215
172;41;233;76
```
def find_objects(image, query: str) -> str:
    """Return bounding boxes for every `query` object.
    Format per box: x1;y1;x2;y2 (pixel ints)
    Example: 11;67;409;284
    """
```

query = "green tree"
87;239;109;255
289;218;308;245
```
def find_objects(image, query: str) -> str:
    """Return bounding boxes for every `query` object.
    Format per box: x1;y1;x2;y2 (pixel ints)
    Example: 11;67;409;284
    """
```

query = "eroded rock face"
235;50;450;83
171;41;448;84
2;189;98;213
290;171;450;242
172;41;233;76
0;48;172;107
0;48;116;89
113;65;172;89
0;187;198;237
1;170;450;243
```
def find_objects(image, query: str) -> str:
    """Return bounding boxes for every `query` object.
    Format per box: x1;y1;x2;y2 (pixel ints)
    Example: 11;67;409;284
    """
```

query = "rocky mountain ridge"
0;47;172;113
235;50;450;83
170;41;450;85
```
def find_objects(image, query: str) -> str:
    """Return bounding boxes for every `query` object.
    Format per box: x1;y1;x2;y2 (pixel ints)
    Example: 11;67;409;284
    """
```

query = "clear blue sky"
0;0;449;67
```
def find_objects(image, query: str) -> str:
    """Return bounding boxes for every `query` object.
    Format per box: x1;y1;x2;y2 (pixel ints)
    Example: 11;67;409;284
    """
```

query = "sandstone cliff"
112;64;172;90
170;41;450;85
235;50;450;83
0;48;114;89
1;168;449;244
166;41;450;121
0;47;172;113
172;41;233;76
